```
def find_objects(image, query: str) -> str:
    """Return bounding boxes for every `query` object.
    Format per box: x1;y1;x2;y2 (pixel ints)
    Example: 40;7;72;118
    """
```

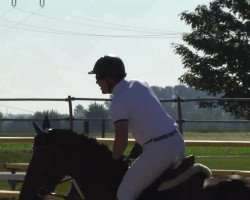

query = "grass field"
0;131;250;164
0;131;249;190
184;131;250;170
183;131;250;141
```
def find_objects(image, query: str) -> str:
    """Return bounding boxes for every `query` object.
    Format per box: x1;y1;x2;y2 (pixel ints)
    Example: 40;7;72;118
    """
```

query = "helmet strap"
105;77;115;93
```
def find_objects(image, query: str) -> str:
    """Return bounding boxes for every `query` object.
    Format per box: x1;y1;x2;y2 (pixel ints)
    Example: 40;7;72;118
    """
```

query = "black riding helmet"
88;55;126;82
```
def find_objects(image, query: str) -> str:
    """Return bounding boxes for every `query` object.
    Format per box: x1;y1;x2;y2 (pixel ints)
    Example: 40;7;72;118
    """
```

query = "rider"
88;55;185;200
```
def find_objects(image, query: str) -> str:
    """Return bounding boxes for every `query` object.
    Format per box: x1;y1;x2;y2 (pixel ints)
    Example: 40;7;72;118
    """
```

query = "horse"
19;117;250;200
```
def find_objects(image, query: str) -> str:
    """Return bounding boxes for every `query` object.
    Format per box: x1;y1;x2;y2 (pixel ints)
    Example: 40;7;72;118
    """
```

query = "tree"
85;103;109;119
85;103;109;133
152;85;211;119
74;104;85;118
152;86;176;117
173;0;250;119
33;110;65;119
4;114;33;133
33;110;68;129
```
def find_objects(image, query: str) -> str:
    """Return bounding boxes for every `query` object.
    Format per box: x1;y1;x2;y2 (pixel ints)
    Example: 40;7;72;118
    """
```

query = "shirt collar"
112;79;127;95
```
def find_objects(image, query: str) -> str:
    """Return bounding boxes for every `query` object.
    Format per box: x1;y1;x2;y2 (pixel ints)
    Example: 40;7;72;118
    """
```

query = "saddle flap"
139;155;196;198
164;155;195;180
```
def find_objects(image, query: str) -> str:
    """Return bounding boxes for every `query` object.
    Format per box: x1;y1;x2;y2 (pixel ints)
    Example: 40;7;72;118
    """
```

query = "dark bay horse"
19;118;250;200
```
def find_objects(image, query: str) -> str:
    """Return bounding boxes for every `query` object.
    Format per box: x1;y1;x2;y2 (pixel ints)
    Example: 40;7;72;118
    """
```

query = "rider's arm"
112;120;129;160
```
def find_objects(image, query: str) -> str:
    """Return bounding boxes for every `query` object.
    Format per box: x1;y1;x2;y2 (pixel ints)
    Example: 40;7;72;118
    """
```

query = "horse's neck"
69;159;127;200
58;135;128;199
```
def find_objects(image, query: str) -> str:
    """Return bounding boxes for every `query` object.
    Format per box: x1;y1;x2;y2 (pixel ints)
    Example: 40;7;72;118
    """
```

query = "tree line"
0;85;248;135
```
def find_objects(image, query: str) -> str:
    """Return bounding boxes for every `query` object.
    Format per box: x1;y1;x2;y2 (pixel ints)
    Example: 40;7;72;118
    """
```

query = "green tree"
4;114;33;133
33;110;68;129
33;110;64;119
74;104;85;118
151;85;250;131
85;103;109;133
152;86;173;99
152;86;176;117
85;103;109;119
174;0;250;119
152;85;211;119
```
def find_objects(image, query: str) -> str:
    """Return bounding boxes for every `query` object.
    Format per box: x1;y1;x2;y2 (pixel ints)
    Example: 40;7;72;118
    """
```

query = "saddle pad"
157;163;212;191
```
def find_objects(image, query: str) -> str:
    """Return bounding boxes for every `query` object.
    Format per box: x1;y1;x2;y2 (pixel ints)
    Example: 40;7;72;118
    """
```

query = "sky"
0;0;212;115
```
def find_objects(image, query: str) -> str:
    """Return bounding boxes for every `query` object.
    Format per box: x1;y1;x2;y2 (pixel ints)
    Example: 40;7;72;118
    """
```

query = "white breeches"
117;131;185;200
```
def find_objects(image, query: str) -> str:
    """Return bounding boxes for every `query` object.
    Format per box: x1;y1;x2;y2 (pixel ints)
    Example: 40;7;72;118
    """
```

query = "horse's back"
202;176;250;200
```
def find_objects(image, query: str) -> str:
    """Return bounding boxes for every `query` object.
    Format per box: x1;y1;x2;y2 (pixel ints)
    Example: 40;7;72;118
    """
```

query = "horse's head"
20;115;129;200
19;116;68;200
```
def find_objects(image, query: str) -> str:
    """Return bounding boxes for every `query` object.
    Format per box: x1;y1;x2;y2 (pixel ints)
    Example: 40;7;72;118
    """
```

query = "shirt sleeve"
111;98;129;124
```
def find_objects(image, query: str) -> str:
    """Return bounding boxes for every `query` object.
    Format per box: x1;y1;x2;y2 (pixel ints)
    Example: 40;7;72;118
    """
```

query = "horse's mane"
48;129;128;186
78;135;113;158
51;129;113;159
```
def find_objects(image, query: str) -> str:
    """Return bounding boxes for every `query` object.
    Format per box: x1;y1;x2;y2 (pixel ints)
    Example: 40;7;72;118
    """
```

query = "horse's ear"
33;122;48;135
42;113;51;130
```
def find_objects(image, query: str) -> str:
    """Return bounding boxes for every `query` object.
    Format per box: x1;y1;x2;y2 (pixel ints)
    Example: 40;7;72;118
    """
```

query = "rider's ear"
105;76;117;87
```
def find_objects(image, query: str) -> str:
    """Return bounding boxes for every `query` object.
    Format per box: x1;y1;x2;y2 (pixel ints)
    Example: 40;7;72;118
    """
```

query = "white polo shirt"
111;79;178;145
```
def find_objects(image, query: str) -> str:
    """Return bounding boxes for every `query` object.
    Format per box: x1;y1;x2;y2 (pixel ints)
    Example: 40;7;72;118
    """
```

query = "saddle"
139;155;212;199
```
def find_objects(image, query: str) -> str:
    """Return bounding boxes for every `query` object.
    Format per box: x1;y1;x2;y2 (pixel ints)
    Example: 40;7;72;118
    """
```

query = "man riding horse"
88;55;185;200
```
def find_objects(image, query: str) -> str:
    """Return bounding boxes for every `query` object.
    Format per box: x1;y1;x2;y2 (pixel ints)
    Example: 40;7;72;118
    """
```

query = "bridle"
32;144;61;199
32;143;86;200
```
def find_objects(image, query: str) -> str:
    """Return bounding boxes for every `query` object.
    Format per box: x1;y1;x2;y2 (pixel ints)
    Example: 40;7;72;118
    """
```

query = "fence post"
84;121;89;136
68;95;74;131
40;0;45;7
177;96;183;135
101;118;105;138
12;0;17;7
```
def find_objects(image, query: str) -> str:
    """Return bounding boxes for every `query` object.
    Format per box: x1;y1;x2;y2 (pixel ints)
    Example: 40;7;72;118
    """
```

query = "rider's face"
96;75;109;94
